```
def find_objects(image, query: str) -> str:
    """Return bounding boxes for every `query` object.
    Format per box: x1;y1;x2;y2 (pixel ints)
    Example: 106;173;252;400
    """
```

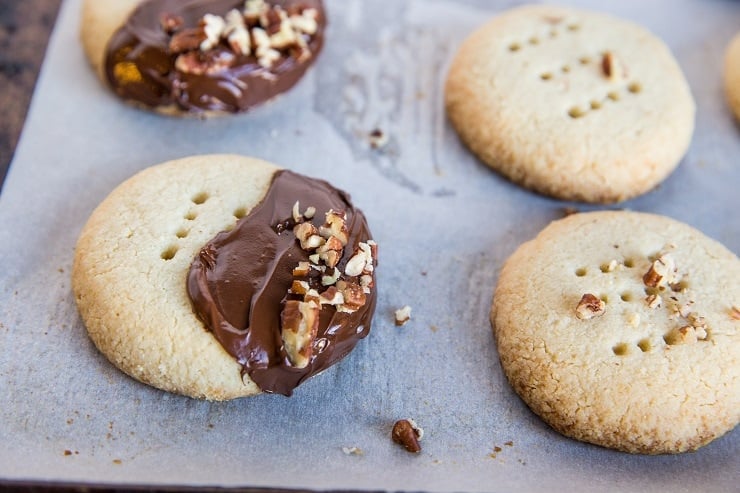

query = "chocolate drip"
187;170;376;395
104;0;325;113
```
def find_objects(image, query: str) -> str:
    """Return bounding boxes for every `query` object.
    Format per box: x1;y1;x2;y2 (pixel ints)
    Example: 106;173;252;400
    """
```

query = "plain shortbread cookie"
491;211;739;454
725;33;740;121
446;5;695;203
73;155;278;400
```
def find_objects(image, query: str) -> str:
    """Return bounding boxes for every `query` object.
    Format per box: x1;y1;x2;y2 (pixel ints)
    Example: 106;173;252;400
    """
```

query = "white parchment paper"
1;0;738;491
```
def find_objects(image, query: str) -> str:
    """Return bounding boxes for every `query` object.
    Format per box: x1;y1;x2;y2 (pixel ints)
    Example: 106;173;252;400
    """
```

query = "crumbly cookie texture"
491;211;739;454
445;5;695;203
73;155;277;400
725;33;740;121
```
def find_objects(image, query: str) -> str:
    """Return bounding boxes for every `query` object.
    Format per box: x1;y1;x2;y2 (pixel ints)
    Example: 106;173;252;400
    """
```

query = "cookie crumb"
368;128;388;149
341;446;363;456
394;306;412;326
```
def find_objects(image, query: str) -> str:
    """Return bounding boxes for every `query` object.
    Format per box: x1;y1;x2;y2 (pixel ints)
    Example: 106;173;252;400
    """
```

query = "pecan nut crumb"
575;293;606;320
160;13;184;33
643;253;679;289
601;51;625;81
645;293;662;309
341;446;363;456
280;300;319;368
731;306;740;321
664;324;707;345
392;419;423;453
394;305;412;326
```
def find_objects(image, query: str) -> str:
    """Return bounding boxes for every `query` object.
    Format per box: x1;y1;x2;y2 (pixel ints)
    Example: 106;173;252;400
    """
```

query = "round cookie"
725;33;740;121
73;155;378;400
80;0;326;116
491;211;739;454
445;5;695;203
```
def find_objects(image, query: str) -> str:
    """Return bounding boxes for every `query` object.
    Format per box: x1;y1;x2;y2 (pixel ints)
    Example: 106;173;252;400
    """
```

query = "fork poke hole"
176;228;189;239
600;294;609;303
624;258;635;268
579;56;591;65
607;91;620;101
620;292;633;302
161;246;178;261
540;72;553;81
567;23;580;31
184;211;197;221
233;207;247;219
599;263;612;273
568;106;586;118
529;37;539;45
637;339;652;352
590;100;602;110
549;29;558;38
191;192;209;205
509;43;521;52
628;82;642;93
612;343;629;356
575;267;587;277
561;65;571;73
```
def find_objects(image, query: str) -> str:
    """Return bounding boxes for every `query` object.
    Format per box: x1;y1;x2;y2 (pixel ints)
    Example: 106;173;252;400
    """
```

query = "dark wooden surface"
0;0;62;189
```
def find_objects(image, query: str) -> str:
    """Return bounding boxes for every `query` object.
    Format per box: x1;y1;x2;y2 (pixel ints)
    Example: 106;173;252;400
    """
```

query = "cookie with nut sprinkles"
73;155;378;399
445;5;695;203
491;210;739;454
81;0;325;115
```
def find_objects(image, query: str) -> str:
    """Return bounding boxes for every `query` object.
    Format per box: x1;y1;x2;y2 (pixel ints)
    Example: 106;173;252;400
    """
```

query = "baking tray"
0;0;738;491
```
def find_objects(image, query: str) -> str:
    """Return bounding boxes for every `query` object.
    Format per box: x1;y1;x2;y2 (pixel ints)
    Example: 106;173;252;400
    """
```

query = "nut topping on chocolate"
575;293;606;320
105;0;326;113
279;203;378;365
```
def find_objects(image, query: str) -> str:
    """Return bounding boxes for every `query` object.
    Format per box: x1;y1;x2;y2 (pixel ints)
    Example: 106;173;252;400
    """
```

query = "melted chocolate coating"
187;170;376;396
104;0;325;113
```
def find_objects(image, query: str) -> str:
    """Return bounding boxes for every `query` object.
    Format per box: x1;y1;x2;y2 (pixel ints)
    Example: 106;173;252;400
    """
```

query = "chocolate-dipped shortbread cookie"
81;0;325;115
73;155;377;399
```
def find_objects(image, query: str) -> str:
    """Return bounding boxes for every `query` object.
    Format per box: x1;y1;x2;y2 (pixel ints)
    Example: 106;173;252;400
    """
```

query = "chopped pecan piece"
337;280;366;312
645;293;662;309
664;325;706;345
174;51;234;75
169;28;207;54
394;306;412;326
643;253;678;289
392;419;423;453
160;13;184;33
293;222;324;250
575;293;606;320
319;210;349;245
281;300;320;368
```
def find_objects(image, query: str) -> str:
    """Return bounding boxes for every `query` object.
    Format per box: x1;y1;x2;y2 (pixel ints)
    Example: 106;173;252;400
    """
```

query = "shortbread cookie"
73;155;377;399
492;211;739;454
445;5;695;203
80;0;325;115
725;33;740;121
